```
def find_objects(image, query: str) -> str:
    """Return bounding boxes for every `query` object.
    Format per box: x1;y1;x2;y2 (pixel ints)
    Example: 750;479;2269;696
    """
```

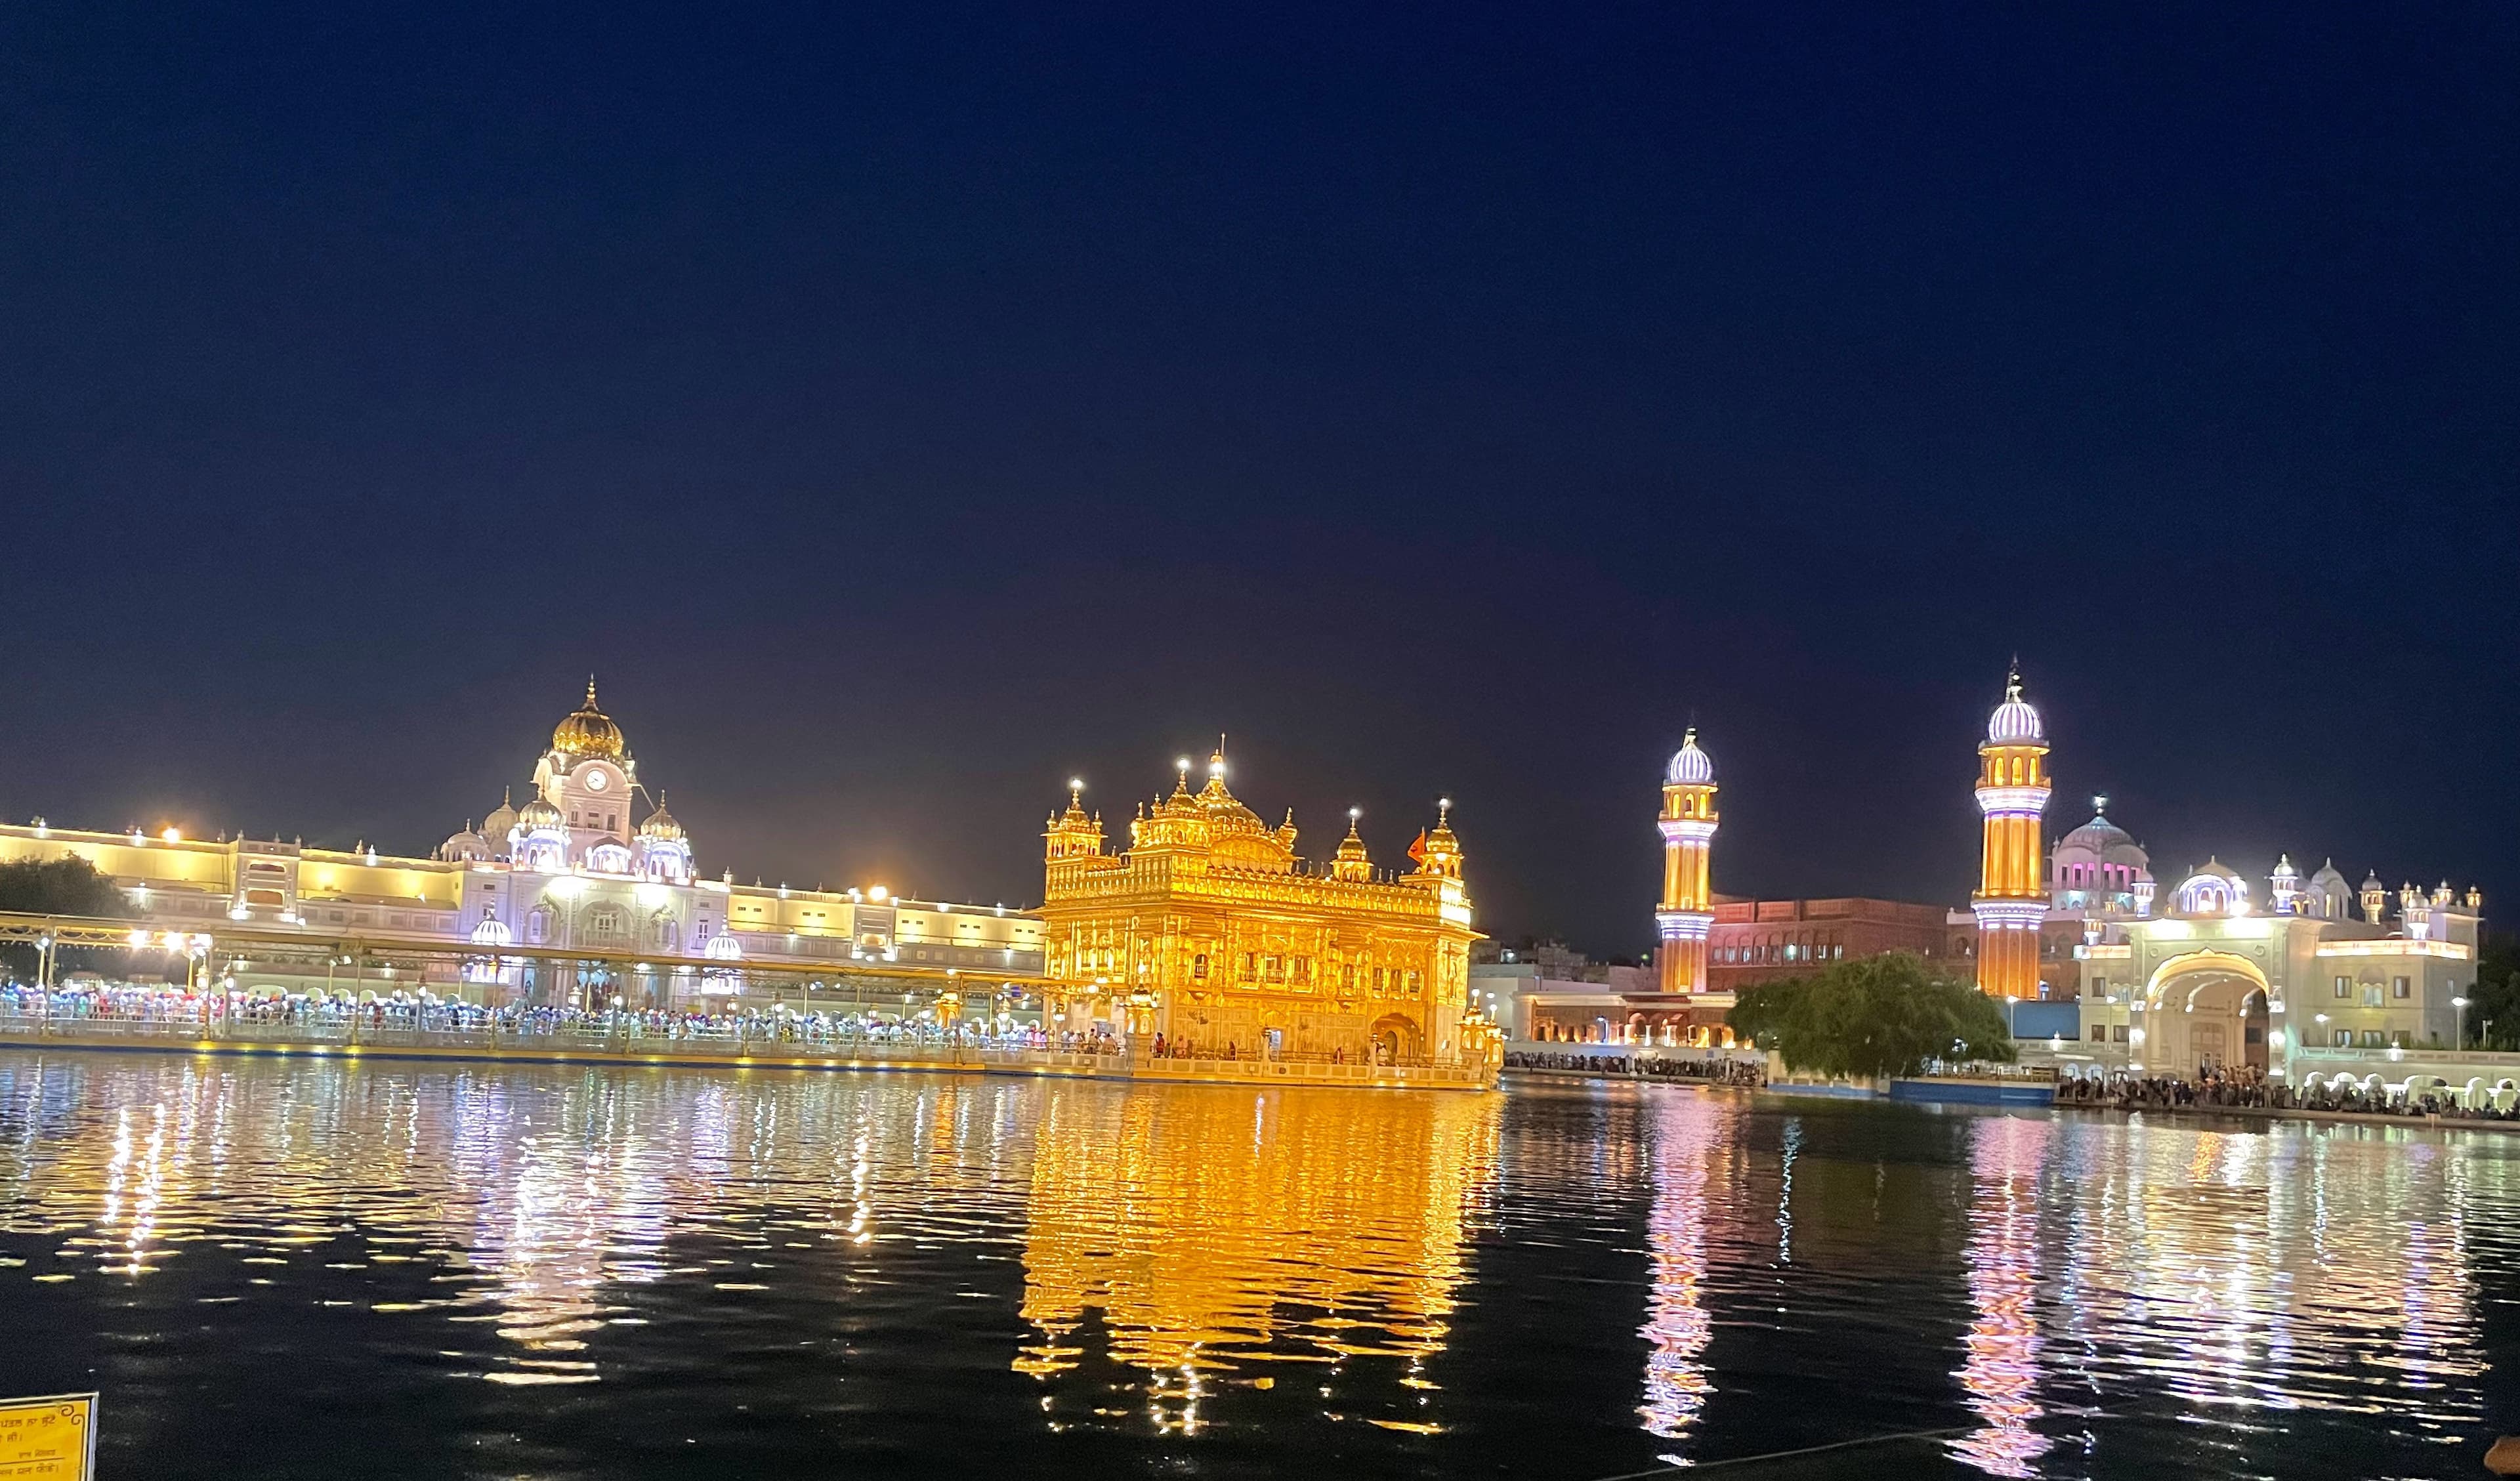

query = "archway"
2142;951;2274;1081
1368;1012;1423;1066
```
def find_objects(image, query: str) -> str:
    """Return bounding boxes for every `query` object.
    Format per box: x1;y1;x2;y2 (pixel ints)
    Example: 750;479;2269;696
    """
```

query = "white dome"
2054;804;2149;869
1664;729;1714;785
1986;675;2044;744
2056;814;2130;853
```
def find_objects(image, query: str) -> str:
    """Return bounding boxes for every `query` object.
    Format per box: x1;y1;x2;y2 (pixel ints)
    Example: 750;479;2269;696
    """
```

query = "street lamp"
2452;996;2469;1051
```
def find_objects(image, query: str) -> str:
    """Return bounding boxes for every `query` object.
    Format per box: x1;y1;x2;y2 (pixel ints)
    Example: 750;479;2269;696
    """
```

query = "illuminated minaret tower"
1655;729;1719;995
1972;669;2052;1000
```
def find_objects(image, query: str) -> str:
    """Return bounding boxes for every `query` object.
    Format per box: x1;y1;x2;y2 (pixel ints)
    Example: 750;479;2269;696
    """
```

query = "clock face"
585;769;609;791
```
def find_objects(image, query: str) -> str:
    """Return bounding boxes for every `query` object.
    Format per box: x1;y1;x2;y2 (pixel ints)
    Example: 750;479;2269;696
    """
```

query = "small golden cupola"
551;678;627;760
636;793;685;842
1331;808;1374;882
1045;779;1105;862
1411;798;1465;881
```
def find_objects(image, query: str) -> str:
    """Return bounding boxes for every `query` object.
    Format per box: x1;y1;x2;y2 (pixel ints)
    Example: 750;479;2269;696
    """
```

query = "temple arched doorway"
1369;1013;1423;1066
2142;952;2273;1079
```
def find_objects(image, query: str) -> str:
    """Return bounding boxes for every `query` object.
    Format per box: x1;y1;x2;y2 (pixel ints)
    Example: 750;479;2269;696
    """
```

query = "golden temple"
1036;746;1482;1064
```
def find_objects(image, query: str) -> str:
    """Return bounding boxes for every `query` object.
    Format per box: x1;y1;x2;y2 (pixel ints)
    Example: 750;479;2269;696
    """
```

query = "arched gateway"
2142;951;2273;1077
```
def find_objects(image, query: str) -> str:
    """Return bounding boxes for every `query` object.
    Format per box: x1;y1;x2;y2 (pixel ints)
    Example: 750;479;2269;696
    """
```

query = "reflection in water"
1637;1093;1733;1445
1015;1086;1500;1432
1;1057;2517;1479
1952;1116;2051;1477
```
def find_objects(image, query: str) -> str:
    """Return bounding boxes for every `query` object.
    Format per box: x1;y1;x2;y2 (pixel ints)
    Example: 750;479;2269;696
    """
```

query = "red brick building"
1685;894;2088;999
1700;896;1958;993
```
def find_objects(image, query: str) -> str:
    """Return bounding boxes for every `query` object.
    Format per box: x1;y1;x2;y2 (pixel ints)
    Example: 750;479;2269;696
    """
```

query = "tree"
1725;951;2015;1079
0;856;137;981
2469;929;2519;1051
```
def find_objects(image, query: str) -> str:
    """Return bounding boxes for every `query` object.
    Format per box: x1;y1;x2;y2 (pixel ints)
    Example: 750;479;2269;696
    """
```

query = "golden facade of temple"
1971;670;2053;1000
1036;748;1480;1063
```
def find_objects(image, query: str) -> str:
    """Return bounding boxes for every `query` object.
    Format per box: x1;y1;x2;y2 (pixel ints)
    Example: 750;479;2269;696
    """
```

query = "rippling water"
1;1051;2513;1478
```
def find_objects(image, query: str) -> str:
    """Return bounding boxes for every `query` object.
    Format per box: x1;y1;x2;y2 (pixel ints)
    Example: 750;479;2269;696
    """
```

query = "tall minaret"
1656;729;1719;994
1972;669;2052;1000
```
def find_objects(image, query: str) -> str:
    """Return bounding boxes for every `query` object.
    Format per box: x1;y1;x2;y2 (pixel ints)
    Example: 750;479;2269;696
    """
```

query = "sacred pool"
0;1051;2507;1478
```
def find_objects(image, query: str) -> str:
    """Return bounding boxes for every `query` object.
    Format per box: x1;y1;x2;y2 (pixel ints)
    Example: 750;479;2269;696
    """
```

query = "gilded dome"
1335;810;1371;864
637;795;685;842
553;678;626;760
482;786;520;843
1196;748;1269;833
515;797;562;829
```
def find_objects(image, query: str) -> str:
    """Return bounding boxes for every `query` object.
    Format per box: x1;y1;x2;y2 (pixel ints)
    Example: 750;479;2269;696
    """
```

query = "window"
2390;1029;2411;1047
2362;986;2384;1008
2334;976;2350;998
2359;1030;2385;1048
2334;1028;2352;1047
1240;952;1256;982
2392;976;2411;999
2113;1024;2129;1043
2090;976;2107;997
1194;953;1208;981
2090;1024;2107;1043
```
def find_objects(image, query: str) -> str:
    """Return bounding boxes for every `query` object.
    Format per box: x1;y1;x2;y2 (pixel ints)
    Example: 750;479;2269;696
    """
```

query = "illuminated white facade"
2067;867;2485;1083
0;683;1046;1003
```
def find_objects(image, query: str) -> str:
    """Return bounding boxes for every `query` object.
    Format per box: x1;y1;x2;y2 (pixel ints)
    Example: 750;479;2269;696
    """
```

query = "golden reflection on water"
1014;1085;1501;1432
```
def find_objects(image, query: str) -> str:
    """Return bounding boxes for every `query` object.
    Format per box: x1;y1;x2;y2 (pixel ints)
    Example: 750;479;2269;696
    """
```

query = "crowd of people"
1;984;1486;1068
1504;1050;1769;1087
0;982;1120;1054
2056;1061;2520;1121
1497;1042;2520;1124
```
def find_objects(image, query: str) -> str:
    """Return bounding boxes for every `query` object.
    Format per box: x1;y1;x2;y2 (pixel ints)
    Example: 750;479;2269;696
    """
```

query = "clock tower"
533;678;637;861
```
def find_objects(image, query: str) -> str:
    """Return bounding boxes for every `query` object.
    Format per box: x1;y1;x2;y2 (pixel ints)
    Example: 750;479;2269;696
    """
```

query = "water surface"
1;1051;2511;1478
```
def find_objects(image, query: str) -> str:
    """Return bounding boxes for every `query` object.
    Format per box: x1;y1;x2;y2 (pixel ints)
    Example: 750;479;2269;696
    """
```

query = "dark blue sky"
3;3;2513;954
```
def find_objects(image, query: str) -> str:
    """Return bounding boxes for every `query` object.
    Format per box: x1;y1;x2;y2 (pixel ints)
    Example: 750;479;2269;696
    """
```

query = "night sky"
3;4;2513;956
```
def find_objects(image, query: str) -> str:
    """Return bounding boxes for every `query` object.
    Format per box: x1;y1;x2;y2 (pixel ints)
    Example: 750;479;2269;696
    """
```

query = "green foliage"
1724;951;2017;1079
0;857;137;918
0;856;136;980
2471;930;2520;1051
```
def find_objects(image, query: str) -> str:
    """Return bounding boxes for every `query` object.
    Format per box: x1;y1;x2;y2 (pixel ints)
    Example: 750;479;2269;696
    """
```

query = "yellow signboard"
0;1394;95;1481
